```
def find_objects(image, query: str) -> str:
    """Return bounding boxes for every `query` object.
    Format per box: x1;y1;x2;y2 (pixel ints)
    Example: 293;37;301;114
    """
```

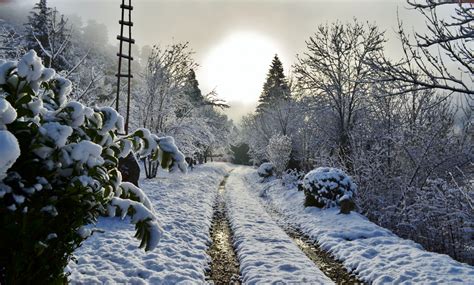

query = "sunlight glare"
200;31;283;104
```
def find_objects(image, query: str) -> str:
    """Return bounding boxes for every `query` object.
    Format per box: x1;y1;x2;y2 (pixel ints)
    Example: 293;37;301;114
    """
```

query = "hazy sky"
2;0;431;122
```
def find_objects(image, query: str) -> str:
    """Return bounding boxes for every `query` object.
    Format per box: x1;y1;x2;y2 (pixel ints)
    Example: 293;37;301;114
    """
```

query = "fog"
1;0;435;122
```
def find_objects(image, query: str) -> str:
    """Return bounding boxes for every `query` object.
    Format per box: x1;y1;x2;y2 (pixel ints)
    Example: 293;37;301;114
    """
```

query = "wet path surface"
264;204;363;284
206;172;241;284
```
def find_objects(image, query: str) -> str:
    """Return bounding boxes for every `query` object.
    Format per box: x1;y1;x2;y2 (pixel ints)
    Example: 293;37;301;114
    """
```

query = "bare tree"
139;43;196;133
372;1;473;96
294;20;385;169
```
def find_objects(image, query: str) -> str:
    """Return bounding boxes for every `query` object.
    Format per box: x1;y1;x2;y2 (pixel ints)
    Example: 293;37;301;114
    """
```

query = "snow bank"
248;169;474;284
225;167;333;284
68;163;232;284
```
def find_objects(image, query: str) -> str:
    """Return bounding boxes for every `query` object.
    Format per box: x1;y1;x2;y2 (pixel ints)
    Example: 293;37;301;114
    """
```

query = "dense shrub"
302;167;357;214
257;162;274;178
0;51;186;284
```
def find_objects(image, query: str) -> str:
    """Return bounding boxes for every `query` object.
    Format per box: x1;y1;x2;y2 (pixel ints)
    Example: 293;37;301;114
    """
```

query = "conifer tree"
256;55;290;114
24;0;71;71
184;69;204;105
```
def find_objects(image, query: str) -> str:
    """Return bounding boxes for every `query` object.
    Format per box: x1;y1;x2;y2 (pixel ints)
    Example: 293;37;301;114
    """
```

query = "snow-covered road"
225;167;334;284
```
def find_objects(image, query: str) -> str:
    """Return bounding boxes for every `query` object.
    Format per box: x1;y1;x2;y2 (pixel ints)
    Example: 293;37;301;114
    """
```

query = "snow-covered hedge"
0;51;186;284
302;167;357;214
257;162;274;178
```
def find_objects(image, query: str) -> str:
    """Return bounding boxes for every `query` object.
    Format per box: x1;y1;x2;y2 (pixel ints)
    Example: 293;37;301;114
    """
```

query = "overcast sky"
1;0;433;122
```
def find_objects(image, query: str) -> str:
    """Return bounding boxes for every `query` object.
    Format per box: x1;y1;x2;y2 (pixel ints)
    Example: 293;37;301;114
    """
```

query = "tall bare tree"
294;20;385;169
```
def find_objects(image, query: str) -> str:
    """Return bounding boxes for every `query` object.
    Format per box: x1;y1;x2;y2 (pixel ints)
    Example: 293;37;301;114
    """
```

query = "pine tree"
24;1;71;71
184;69;204;105
256;55;290;114
24;0;52;60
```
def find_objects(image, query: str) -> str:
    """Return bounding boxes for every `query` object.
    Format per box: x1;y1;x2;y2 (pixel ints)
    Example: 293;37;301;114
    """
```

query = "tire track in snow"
225;167;334;284
262;204;363;284
206;170;241;284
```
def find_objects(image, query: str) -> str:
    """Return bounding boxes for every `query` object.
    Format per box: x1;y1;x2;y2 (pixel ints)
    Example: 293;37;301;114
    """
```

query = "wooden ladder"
115;0;134;134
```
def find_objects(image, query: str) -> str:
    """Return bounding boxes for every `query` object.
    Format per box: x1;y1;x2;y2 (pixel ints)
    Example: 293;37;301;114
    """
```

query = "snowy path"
225;167;334;284
68;163;231;284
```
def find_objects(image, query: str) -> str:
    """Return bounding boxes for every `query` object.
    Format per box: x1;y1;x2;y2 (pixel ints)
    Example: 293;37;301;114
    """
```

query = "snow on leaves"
0;50;186;283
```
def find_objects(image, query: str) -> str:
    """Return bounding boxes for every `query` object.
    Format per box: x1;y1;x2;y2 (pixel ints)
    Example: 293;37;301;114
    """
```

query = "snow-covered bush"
0;51;186;284
257;162;274;178
302;167;357;214
282;169;305;190
266;134;292;177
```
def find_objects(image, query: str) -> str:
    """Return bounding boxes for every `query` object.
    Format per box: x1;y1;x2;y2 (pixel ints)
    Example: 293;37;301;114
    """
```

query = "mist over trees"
240;3;472;264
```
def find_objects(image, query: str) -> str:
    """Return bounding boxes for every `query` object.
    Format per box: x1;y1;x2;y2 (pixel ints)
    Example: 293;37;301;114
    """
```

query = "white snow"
53;76;72;106
157;136;187;173
98;106;124;135
118;182;154;212
225;166;334;284
69;141;104;167
40;122;73;148
0;61;16;85
17;50;43;83
0;98;17;129
68;163;231;284
0;130;20;180
249;168;474;284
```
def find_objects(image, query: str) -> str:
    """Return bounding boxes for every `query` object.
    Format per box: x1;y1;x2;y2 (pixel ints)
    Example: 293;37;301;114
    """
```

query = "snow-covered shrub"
0;51;186;284
302;167;357;214
282;169;305;190
266;134;292;176
257;162;274;178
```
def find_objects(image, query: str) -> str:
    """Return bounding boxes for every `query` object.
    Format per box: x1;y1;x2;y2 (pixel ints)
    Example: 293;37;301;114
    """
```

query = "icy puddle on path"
206;171;241;284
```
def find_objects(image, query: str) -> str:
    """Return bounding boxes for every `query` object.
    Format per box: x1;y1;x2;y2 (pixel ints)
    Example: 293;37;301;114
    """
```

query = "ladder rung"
120;4;133;10
117;53;134;60
119;20;134;26
117;36;135;44
116;74;134;78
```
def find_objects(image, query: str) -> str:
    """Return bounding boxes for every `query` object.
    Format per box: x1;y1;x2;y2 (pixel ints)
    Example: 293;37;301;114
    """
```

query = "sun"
199;31;284;105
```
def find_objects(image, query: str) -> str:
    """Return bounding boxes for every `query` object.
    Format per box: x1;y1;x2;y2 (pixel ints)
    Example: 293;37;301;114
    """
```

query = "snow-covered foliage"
257;162;274;178
266;134;292;177
302;167;357;214
250;168;474;284
0;51;186;284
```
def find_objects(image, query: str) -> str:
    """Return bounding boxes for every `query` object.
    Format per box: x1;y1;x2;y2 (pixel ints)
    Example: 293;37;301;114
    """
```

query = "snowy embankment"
245;169;474;284
225;167;334;284
68;163;231;284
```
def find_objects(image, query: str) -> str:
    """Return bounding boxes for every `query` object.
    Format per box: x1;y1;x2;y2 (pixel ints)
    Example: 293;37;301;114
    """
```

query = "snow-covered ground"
225;167;334;284
68;163;231;284
246;168;474;284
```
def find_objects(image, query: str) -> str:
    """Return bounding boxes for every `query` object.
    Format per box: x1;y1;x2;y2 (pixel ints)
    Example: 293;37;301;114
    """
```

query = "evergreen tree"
256;55;290;114
24;0;51;59
184;69;205;105
24;0;71;71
